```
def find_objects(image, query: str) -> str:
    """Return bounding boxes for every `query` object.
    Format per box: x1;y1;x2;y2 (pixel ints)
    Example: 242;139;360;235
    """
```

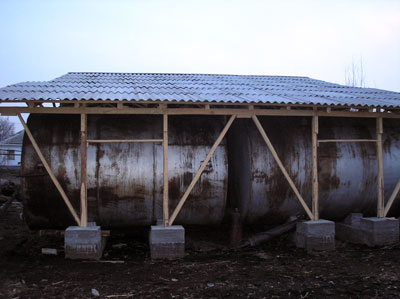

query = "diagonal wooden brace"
18;113;81;226
384;179;400;217
252;115;314;220
168;115;236;226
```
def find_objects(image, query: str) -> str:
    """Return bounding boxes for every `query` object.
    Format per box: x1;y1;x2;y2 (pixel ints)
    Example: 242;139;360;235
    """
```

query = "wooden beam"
87;139;163;143
163;113;169;227
251;115;314;220
318;139;377;143
376;117;385;217
168;115;236;226
384;179;400;217
312;115;319;220
17;113;81;226
80;114;88;227
2;106;400;118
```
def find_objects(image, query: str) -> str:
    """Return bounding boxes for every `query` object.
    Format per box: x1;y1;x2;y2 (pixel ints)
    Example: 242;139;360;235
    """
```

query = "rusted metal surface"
22;114;400;229
228;117;400;225
21;114;228;229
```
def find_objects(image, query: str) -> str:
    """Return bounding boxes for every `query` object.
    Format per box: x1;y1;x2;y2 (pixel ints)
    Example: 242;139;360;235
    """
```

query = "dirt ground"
1;203;400;299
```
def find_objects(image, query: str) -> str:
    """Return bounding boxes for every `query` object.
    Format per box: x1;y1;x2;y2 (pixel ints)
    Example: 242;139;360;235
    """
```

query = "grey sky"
1;0;400;131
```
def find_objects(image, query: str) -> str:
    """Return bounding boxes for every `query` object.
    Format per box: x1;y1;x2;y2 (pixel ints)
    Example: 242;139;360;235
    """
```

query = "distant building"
0;130;24;166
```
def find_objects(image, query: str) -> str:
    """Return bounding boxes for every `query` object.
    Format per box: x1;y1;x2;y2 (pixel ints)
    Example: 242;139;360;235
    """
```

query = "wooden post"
80;114;88;227
17;113;81;226
376;117;385;217
169;115;236;226
163;113;169;227
252;115;314;220
312;115;319;221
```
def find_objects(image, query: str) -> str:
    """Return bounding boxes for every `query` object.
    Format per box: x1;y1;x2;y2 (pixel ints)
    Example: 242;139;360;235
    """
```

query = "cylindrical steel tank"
22;114;400;229
21;114;228;229
228;117;400;225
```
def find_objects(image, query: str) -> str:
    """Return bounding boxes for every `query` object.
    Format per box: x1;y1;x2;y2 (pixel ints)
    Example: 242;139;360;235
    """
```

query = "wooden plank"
318;139;377;143
87;139;163;143
252;115;314;220
168;115;236;226
163;113;169;226
80;114;88;227
17;113;81;226
2;106;400;118
312;115;319;220
384;179;400;217
376;117;385;217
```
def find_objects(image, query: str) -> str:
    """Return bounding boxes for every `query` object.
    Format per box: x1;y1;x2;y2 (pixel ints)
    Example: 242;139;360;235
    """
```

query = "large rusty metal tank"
21;114;228;229
228;117;400;225
22;114;400;229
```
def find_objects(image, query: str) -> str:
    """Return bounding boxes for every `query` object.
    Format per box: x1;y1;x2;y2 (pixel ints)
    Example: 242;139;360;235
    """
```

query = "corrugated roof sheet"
0;72;400;107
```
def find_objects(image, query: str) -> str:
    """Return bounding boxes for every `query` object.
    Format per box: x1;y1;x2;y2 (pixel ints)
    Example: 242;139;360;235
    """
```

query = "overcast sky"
1;0;400;131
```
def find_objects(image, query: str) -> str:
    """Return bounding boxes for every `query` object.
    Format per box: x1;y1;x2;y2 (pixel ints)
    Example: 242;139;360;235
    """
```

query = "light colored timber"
17;113;81;226
252;115;314;220
384;179;400;217
2;106;400;118
168;114;237;226
318;139;377;143
80;113;88;227
163;113;169;227
87;139;163;143
376;117;385;217
312;115;319;220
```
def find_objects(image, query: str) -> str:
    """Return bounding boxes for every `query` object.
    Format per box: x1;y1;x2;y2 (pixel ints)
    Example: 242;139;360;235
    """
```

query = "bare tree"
345;56;366;87
0;117;15;141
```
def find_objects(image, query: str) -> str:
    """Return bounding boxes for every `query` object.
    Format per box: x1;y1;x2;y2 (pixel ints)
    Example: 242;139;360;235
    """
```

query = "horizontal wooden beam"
87;139;163;143
318;139;377;143
1;106;400;118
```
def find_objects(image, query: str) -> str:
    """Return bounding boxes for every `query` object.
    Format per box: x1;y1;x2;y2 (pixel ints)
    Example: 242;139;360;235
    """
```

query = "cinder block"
65;226;105;260
150;225;185;259
360;217;399;246
296;220;335;251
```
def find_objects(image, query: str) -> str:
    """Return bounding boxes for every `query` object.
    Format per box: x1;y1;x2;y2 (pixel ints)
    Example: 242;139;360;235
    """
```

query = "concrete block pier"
150;225;185;259
296;220;335;251
64;225;105;260
336;214;399;246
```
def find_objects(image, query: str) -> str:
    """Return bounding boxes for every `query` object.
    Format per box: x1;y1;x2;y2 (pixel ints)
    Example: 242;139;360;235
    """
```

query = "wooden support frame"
87;139;163;143
252;115;314;220
376;117;385;217
168;115;236;226
17;113;81;226
312;115;319;220
80;114;88;227
318;139;377;143
163;113;169;226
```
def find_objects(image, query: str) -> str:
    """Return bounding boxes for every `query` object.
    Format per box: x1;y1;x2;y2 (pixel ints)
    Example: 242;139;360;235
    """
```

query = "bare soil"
1;203;400;298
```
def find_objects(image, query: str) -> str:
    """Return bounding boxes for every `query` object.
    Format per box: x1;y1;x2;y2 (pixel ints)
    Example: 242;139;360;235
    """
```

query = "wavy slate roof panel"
1;72;400;107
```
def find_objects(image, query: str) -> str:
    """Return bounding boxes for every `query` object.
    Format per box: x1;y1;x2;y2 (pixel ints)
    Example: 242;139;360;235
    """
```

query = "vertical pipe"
163;113;169;226
312;115;319;221
376;116;384;217
80;113;88;227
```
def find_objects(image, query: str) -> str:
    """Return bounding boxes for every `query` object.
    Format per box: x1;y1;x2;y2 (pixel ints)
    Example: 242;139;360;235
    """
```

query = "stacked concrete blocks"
336;214;399;246
296;220;335;251
64;225;105;260
150;225;185;259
